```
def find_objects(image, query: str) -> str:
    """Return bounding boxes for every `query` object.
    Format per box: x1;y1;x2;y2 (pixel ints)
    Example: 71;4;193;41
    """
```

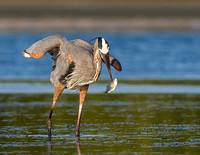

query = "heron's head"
96;37;113;81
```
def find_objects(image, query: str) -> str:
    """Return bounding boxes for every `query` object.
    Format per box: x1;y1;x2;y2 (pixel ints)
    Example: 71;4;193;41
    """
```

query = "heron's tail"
23;35;67;59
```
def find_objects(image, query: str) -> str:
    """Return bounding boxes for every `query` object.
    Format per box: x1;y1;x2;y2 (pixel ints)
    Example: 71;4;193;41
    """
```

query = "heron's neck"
92;50;102;82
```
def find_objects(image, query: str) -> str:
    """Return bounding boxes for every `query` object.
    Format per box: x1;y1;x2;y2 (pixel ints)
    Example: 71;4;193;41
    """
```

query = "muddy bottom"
0;93;200;154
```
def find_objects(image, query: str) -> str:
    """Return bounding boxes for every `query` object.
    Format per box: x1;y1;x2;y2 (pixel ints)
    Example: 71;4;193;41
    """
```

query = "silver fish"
105;78;118;93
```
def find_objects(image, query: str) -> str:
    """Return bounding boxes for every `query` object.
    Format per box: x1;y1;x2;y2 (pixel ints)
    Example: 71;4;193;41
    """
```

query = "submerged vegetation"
1;92;200;154
1;93;200;103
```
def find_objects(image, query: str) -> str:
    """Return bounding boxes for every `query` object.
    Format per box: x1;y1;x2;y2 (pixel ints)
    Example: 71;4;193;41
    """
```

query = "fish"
105;78;118;93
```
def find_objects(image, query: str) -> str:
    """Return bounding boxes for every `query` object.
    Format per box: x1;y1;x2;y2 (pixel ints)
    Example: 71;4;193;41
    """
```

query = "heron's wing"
63;39;96;89
23;35;68;59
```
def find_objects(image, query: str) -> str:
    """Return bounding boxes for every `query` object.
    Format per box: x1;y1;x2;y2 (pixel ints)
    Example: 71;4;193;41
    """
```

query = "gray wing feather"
63;39;96;89
24;35;70;86
25;35;68;59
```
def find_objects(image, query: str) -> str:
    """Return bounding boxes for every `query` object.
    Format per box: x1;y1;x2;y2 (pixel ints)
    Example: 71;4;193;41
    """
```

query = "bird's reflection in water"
76;136;81;155
47;141;52;155
47;135;82;155
47;133;52;154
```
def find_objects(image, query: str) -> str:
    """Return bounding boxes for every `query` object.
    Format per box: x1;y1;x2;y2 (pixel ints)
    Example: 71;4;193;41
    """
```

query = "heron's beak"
101;53;113;81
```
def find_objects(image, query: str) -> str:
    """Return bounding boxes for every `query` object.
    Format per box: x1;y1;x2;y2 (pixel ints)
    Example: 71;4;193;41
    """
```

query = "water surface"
1;93;200;154
1;31;200;79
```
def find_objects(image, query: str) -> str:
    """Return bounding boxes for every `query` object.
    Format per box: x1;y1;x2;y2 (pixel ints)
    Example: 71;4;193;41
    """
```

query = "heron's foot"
75;128;80;137
47;118;52;141
75;135;80;143
75;130;80;143
47;141;53;154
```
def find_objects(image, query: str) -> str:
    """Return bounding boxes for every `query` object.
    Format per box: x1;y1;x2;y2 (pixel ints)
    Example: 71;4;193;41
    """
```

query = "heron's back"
50;39;96;90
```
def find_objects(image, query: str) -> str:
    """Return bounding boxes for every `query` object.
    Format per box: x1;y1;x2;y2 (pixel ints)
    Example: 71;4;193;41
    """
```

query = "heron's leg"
75;85;89;138
47;84;64;141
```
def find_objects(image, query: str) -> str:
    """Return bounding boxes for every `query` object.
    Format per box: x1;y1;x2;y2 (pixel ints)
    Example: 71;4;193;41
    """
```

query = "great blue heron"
23;35;122;140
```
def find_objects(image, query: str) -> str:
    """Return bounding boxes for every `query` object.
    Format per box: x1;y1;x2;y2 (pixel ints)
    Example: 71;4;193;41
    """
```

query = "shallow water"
1;93;200;154
1;82;200;94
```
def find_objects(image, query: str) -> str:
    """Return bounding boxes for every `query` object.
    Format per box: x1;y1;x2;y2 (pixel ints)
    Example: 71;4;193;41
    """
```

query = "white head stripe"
100;38;109;54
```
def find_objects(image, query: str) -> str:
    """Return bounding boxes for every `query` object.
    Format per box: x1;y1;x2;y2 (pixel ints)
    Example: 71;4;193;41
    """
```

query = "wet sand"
1;0;200;31
1;17;200;31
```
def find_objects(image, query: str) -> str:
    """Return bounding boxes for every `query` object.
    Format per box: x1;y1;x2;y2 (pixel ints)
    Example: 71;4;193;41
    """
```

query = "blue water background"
0;31;200;80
